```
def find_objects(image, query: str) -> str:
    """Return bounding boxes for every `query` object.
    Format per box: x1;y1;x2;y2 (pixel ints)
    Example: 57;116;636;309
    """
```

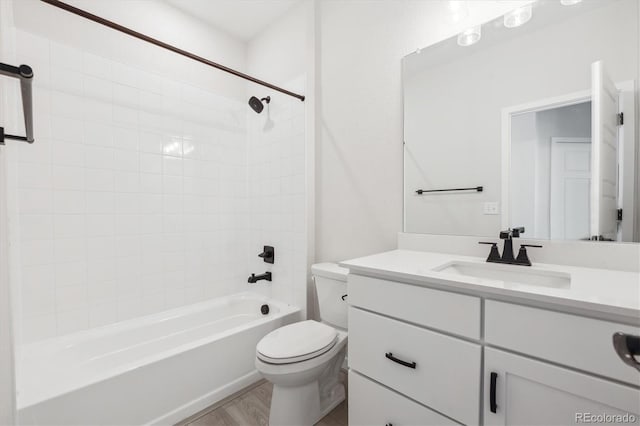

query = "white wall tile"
56;308;89;335
55;261;87;288
19;215;53;241
11;35;258;343
85;169;115;192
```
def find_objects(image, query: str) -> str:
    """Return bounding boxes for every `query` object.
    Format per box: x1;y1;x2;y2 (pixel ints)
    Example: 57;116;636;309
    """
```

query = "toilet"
255;263;348;426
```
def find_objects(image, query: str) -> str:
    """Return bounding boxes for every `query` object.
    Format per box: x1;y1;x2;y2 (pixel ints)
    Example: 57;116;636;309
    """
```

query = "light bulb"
457;25;481;47
560;0;582;5
504;4;533;28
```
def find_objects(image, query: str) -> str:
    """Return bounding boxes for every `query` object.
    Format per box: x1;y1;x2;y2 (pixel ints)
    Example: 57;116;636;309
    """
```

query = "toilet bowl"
255;263;348;426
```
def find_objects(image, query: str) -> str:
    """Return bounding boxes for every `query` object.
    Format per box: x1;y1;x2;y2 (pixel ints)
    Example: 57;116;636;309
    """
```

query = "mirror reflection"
403;0;638;242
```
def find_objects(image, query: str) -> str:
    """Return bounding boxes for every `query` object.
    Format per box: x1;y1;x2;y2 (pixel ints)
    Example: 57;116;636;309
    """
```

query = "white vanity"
342;243;640;426
375;0;640;423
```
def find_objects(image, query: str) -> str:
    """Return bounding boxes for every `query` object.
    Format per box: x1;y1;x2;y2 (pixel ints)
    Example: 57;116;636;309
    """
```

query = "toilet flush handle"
341;294;347;301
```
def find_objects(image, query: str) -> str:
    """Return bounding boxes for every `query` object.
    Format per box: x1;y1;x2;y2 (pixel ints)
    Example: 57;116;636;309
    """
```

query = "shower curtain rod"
40;0;306;102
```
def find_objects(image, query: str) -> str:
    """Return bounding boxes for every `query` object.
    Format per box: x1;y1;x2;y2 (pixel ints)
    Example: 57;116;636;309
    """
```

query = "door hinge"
617;208;623;221
617;112;624;126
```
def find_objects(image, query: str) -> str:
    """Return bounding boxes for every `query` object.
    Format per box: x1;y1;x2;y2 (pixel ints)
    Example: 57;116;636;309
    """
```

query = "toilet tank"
312;263;349;330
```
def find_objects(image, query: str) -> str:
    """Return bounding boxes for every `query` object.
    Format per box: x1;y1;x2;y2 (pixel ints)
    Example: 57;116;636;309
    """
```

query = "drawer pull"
385;352;416;369
613;332;640;372
490;372;498;413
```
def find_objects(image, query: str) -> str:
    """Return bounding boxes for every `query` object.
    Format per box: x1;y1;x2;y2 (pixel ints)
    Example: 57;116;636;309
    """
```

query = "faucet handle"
500;227;526;239
512;227;525;237
515;244;542;266
479;241;501;263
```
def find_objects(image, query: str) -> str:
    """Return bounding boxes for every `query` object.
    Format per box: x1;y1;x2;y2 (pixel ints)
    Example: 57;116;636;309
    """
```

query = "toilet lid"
257;320;337;364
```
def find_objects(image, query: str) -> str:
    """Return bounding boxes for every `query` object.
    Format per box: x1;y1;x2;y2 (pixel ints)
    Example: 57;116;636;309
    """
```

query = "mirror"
403;0;638;242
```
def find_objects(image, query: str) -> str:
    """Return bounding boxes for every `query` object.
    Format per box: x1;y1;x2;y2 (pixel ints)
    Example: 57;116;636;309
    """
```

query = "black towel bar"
0;62;34;144
415;186;483;194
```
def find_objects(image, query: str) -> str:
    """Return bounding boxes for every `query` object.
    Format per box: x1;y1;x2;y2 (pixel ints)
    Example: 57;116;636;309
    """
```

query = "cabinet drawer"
349;307;481;425
485;300;640;386
348;274;481;339
349;370;458;426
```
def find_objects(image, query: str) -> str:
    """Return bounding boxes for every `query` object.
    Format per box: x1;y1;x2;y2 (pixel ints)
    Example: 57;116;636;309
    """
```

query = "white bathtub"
16;292;300;425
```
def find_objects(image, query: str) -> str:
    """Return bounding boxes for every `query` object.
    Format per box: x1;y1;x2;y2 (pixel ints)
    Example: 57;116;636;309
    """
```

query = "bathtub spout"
248;272;272;283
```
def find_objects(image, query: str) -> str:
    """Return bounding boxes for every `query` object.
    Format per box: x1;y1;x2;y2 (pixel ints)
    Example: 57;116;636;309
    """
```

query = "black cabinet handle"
490;372;498;413
385;352;416;369
613;332;640;371
385;424;393;426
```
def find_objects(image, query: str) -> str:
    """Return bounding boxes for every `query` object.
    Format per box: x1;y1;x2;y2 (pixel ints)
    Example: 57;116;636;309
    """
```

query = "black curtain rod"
40;0;306;102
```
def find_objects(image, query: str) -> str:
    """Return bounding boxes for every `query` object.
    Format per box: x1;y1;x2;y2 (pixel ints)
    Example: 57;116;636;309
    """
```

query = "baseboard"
149;370;263;426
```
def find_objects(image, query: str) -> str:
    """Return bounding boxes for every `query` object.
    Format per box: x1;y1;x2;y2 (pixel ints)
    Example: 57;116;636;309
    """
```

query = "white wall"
533;102;591;238
246;1;312;316
7;0;253;343
12;0;247;100
0;0;17;422
316;0;530;262
510;112;537;236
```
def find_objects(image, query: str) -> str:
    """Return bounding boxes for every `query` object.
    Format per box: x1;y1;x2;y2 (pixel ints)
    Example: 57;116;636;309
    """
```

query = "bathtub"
16;292;300;425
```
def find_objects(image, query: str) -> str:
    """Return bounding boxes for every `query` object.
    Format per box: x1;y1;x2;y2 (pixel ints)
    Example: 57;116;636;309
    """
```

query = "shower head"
248;96;270;113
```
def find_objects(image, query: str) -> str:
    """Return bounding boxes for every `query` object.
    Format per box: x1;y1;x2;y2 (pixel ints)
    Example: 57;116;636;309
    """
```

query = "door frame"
549;137;592;240
501;82;636;240
501;89;591;231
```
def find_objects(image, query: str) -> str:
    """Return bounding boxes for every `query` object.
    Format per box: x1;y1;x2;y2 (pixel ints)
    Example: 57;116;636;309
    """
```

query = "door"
590;60;619;240
484;348;640;426
550;138;591;240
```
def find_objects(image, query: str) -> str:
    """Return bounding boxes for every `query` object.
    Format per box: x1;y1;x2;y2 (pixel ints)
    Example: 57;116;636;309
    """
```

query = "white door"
590;61;619;240
550;138;591;240
484;348;640;426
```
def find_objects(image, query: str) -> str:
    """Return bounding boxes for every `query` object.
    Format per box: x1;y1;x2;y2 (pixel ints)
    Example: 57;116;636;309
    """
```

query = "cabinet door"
484;348;640;426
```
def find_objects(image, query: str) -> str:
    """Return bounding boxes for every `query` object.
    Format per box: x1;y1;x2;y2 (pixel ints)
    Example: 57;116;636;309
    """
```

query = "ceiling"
165;0;300;41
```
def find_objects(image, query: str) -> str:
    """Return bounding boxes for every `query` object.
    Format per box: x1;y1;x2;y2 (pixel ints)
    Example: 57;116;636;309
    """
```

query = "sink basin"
432;261;571;289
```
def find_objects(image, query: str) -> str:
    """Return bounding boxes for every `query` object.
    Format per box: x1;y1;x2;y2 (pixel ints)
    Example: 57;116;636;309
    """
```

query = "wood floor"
179;374;348;426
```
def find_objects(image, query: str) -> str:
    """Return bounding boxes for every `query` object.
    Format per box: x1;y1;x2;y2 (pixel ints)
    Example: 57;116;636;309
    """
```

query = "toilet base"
262;343;347;426
269;381;345;426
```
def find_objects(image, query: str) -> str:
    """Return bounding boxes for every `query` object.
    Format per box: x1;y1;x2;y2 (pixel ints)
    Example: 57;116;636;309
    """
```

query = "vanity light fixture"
457;25;481;47
560;0;582;5
503;4;533;28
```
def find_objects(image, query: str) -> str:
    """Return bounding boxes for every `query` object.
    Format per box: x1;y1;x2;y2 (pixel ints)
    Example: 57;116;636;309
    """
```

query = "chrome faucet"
479;227;542;266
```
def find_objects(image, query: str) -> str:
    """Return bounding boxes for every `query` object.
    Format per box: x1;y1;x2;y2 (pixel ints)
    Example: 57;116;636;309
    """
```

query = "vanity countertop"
340;249;640;324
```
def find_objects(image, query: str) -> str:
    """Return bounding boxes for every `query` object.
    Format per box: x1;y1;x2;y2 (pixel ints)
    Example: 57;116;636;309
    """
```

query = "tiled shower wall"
246;80;306;310
10;30;250;343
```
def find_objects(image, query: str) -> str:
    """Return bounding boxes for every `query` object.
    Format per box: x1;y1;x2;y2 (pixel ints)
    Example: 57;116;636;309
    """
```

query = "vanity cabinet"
348;274;640;426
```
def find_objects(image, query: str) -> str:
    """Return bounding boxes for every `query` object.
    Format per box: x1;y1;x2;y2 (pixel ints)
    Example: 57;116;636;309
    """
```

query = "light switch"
483;202;499;215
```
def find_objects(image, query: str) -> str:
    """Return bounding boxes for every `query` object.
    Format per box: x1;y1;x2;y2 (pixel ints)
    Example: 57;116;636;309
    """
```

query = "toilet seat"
257;320;338;365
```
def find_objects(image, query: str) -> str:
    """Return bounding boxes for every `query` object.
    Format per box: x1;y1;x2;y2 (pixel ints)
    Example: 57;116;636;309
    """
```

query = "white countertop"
340;249;640;323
